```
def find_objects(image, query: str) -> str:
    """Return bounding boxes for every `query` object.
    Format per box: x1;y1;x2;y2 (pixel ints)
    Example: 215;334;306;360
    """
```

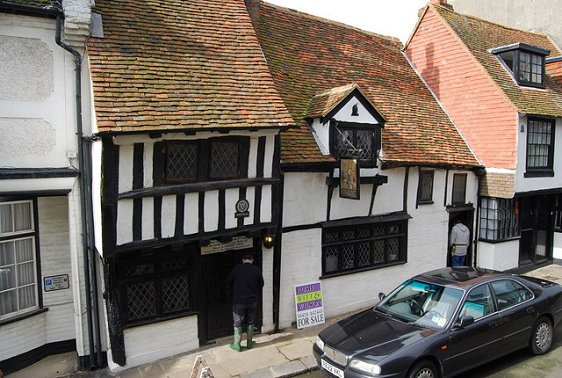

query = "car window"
490;279;533;311
459;284;494;321
377;280;463;329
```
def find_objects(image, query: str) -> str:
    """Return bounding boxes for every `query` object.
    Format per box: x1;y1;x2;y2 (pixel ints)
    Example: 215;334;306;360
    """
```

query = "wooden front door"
200;246;261;342
519;196;553;266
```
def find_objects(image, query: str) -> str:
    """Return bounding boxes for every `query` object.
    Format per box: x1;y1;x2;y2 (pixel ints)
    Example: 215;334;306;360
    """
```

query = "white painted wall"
476;240;520;271
516;116;562;193
0;197;76;361
553;232;562;260
278;167;479;327
107;316;199;372
0;14;77;169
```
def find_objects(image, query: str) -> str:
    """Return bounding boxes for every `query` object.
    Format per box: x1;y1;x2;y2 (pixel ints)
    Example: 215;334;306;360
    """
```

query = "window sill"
0;307;48;326
417;200;434;205
320;260;406;279
478;236;521;244
524;170;554;178
123;310;198;329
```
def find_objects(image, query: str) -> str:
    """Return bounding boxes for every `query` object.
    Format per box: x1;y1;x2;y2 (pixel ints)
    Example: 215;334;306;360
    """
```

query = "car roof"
414;267;512;290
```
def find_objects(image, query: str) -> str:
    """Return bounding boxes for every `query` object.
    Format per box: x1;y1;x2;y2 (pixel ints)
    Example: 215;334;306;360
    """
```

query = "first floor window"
452;174;467;204
331;120;381;163
418;170;434;204
526;117;554;175
322;220;407;275
157;137;249;184
0;200;38;320
480;197;519;241
116;249;194;326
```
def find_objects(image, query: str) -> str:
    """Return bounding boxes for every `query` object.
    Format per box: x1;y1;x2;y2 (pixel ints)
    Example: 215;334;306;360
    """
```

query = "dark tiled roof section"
0;0;59;13
257;3;479;166
434;5;562;117
87;0;294;133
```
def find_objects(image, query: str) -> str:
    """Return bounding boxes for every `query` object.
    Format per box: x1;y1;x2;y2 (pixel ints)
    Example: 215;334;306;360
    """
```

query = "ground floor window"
479;197;519;241
0;200;38;320
322;219;407;275
116;248;194;326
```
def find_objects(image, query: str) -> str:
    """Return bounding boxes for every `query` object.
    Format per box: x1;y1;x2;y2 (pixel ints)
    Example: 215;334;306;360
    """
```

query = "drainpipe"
473;168;484;268
55;14;102;369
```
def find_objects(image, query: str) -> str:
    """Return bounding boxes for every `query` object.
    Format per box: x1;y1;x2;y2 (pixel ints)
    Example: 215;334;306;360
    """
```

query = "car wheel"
408;360;438;378
529;317;553;355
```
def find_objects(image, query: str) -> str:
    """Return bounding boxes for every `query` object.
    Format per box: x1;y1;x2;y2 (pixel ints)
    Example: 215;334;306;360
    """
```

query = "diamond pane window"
322;220;406;275
332;121;379;162
166;142;198;182
418;170;434;204
210;142;239;179
158;137;249;184
118;251;194;326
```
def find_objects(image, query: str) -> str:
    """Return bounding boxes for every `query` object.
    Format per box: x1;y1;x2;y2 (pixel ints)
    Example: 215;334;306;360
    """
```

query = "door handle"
526;306;535;314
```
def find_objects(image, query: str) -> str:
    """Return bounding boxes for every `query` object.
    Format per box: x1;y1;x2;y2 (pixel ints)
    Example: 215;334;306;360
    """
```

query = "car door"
490;279;536;353
445;284;502;375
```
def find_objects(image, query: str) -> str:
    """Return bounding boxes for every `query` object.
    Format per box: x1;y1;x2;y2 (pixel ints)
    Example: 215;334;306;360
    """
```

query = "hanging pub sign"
294;281;325;329
340;158;360;200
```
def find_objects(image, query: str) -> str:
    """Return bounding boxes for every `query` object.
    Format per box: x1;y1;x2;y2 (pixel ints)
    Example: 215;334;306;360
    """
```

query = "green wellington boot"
230;326;243;352
246;325;256;349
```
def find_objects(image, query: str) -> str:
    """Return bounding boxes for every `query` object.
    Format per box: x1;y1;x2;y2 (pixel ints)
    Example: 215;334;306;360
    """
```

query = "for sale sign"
294;281;325;329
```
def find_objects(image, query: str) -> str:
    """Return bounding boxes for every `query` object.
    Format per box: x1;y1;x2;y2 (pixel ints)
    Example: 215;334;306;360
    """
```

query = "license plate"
321;358;344;378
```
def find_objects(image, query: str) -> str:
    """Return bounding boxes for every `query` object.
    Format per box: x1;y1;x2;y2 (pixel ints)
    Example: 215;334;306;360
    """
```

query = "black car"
313;267;562;378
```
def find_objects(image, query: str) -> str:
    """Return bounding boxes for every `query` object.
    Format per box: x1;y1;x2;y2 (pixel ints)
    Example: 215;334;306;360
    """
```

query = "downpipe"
55;14;102;369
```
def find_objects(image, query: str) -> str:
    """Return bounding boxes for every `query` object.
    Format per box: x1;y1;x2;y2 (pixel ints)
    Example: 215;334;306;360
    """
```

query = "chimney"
430;0;454;9
244;0;261;31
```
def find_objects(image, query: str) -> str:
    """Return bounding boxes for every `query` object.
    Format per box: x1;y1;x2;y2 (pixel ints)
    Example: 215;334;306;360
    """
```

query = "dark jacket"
227;262;264;305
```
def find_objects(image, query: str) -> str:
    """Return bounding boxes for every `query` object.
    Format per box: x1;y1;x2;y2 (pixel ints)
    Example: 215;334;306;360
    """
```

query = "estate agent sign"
294;281;325;329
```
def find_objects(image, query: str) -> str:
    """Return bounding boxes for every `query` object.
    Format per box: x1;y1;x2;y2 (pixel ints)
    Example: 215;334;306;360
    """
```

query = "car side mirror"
454;315;474;329
378;292;386;301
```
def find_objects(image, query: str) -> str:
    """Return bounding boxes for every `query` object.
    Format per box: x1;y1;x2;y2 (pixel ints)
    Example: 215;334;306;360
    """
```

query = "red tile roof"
256;2;480;167
432;4;562;118
87;0;294;134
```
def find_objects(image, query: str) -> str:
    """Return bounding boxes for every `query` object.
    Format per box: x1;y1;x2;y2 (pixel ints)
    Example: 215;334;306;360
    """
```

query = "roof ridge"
262;1;401;44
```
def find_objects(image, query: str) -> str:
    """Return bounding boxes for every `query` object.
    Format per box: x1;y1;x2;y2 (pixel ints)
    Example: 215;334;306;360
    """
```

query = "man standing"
227;253;264;351
449;218;470;266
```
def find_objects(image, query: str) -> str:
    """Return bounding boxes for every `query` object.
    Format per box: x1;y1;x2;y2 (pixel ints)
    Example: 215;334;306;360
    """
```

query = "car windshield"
376;279;464;329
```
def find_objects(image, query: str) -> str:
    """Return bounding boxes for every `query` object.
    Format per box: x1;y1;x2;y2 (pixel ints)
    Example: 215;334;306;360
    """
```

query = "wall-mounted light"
263;235;275;249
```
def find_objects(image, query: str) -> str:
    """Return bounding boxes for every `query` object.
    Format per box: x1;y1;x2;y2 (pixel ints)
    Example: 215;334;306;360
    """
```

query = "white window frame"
0;200;39;321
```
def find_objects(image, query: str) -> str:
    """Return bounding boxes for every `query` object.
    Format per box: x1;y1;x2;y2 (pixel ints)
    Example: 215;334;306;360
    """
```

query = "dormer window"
330;120;381;162
492;43;550;88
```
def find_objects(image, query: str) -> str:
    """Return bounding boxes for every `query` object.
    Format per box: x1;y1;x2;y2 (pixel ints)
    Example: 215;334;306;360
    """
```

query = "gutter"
55;14;103;369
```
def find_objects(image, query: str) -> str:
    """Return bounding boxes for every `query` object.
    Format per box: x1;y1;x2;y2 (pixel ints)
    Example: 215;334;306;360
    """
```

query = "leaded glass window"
322;220;407;275
418;170;434;204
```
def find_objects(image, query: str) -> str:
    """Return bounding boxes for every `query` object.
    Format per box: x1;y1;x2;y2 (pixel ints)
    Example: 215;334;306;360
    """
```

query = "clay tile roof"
87;0;294;134
256;2;480;167
306;83;376;119
433;4;562;118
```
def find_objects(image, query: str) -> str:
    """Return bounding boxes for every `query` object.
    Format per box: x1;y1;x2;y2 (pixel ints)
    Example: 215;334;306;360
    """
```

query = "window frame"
451;173;467;205
0;199;41;322
490;279;534;312
116;248;195;327
479;197;520;242
494;45;547;89
329;120;381;165
155;136;250;185
417;170;434;205
525;117;555;177
321;219;407;277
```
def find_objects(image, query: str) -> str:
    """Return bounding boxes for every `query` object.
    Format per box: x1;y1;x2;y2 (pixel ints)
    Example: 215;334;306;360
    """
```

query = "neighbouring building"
0;0;103;374
248;0;481;328
85;0;294;371
406;0;562;270
448;0;562;48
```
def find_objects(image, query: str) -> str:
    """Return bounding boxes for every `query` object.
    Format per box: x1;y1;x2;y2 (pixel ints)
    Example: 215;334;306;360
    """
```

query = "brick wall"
406;7;518;170
480;171;515;198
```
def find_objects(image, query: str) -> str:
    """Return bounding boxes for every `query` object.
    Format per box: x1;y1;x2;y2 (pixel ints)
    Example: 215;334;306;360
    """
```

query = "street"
302;323;562;378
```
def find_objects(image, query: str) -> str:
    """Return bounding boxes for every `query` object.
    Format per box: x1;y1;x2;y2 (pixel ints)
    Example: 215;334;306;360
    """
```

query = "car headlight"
349;359;381;375
315;336;324;351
